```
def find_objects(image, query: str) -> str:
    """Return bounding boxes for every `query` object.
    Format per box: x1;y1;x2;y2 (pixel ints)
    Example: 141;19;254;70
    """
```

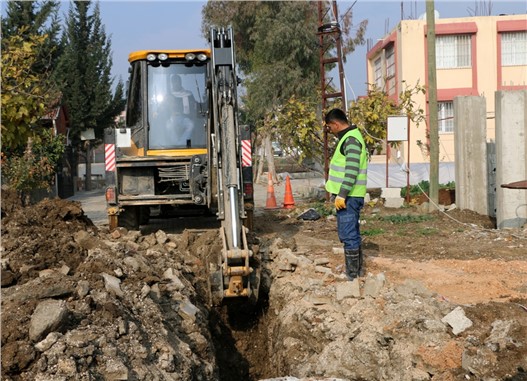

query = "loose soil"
1;185;526;381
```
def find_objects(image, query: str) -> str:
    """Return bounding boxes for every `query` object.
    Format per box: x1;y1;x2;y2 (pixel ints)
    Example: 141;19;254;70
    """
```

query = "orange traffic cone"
265;172;279;209
283;175;295;209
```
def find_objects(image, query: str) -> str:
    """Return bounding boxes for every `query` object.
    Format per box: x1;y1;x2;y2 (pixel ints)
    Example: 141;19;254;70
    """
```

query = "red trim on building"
424;22;478;36
471;34;478;90
437;88;478;101
497;19;527;32
366;30;396;60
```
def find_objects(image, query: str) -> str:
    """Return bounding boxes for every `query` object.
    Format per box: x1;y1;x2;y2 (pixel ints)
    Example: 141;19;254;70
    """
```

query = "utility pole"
426;0;439;210
318;0;346;189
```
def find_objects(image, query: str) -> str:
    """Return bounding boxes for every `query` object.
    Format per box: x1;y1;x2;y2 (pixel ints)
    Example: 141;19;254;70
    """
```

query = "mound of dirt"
1;194;219;380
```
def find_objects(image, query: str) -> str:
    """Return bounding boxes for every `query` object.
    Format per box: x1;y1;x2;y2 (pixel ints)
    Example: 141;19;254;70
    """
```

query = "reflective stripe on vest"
325;128;368;197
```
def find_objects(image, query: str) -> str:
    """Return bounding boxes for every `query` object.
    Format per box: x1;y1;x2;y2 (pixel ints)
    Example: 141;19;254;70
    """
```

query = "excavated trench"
144;215;278;381
209;295;272;381
183;228;276;381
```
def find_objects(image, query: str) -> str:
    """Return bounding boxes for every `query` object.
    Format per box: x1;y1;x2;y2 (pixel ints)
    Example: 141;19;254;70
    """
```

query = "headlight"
185;53;196;61
146;53;157;61
158;53;168;61
197;53;208;61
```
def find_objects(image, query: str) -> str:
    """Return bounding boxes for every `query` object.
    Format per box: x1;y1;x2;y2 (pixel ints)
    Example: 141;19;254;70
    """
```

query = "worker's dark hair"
324;108;348;124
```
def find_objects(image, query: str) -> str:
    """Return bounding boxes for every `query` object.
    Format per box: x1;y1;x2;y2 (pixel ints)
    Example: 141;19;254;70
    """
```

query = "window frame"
501;31;527;66
436;34;472;69
438;101;454;134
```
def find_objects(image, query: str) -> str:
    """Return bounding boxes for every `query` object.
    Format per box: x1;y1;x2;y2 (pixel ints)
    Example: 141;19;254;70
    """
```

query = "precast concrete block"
495;90;527;229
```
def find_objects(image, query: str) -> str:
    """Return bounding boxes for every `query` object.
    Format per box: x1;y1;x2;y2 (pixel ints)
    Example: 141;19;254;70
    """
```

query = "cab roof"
128;49;211;63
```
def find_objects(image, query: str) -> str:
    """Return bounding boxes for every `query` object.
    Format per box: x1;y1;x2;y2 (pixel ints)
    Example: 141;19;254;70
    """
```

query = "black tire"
118;206;139;230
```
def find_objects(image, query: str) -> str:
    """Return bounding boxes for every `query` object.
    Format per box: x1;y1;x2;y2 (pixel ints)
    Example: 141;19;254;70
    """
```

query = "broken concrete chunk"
35;332;63;352
179;299;199;321
336;279;361;300
363;273;386;298
314;257;330;266
442;306;473;335
155;230;168;245
101;273;124;297
29;299;68;342
332;247;345;255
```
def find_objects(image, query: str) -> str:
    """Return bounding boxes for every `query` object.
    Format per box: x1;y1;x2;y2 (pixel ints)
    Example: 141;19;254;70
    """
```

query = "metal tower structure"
318;0;347;185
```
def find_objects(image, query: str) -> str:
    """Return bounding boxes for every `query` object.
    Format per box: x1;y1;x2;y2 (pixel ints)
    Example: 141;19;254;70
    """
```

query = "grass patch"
396;228;408;236
379;214;434;224
305;201;334;218
362;228;385;236
417;227;439;236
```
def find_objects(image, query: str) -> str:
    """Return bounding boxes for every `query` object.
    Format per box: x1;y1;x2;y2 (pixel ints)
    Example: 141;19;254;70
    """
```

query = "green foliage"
1;29;59;152
362;228;385;237
305;201;334;218
2;130;65;203
400;181;455;197
55;1;125;148
202;1;367;160
348;81;426;155
378;214;434;224
1;0;62;73
270;96;324;164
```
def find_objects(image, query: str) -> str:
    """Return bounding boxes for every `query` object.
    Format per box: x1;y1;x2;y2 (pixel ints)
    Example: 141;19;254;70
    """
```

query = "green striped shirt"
336;126;362;198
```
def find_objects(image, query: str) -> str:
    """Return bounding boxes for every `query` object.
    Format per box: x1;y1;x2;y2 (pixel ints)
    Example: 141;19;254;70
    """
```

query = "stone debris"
335;279;361;300
101;272;124;297
363;272;386;297
297;208;321;221
29;300;68;342
441;306;473;335
331;247;344;255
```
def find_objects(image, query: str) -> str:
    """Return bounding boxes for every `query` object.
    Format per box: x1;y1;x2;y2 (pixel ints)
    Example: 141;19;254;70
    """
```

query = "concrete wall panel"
454;96;488;215
495;90;527;229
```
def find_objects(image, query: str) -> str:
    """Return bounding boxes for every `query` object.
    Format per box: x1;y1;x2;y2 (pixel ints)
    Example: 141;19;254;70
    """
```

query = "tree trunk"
264;136;277;183
255;141;265;184
85;141;92;191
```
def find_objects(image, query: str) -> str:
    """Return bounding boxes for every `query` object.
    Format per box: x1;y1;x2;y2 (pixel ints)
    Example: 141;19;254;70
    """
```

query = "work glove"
334;196;346;210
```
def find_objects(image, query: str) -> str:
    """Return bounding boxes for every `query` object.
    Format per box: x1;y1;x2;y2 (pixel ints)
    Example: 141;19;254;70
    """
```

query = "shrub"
1;130;65;205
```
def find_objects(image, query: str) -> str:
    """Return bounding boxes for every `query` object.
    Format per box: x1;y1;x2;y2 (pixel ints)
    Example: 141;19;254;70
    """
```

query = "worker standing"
324;108;368;281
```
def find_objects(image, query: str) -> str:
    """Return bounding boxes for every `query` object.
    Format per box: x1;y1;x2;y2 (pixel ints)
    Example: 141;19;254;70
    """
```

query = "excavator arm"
209;28;259;305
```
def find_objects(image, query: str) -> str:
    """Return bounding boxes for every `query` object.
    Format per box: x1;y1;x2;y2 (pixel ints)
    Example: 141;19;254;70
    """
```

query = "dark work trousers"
336;196;364;250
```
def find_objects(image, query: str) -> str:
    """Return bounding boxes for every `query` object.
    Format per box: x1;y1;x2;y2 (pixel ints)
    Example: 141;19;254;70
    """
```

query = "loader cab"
125;50;210;154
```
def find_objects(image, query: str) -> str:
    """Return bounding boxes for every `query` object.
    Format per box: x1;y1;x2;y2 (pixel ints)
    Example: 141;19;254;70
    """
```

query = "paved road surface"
68;173;325;227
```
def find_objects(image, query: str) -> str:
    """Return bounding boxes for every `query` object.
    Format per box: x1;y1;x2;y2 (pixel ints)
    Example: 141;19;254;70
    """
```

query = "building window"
501;31;527;66
374;56;383;88
436;34;472;69
438;101;454;133
385;45;395;78
385;45;396;95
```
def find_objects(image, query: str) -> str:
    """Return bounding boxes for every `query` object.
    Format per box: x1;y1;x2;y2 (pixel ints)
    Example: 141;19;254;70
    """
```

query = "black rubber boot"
358;246;365;277
344;249;360;281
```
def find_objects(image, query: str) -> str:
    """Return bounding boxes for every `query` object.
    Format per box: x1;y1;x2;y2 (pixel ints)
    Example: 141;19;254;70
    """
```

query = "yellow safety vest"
325;128;368;197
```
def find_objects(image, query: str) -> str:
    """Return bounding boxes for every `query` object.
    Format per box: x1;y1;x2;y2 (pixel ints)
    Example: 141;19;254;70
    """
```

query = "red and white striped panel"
105;144;116;172
241;139;251;167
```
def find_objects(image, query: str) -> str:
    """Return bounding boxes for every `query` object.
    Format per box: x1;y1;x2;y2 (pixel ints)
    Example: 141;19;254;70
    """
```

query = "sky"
5;1;526;98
